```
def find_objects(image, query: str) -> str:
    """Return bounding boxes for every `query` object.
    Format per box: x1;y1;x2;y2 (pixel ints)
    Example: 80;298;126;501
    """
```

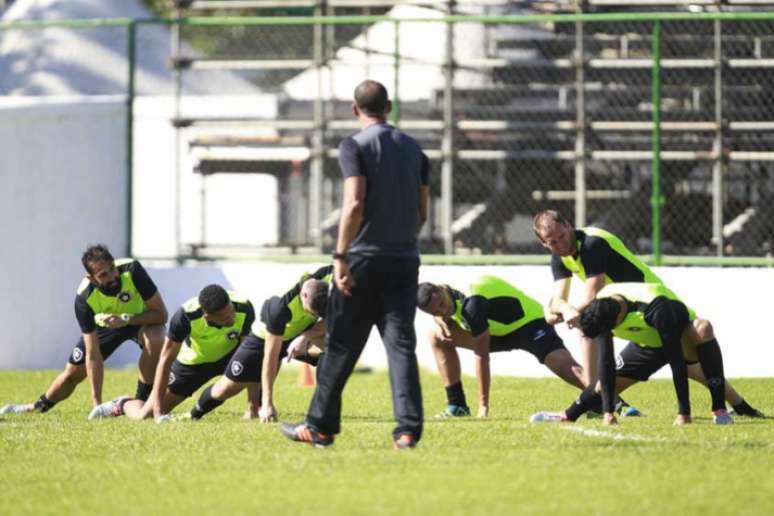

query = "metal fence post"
441;1;456;255
126;20;136;256
712;18;725;257
574;8;587;228
392;19;400;126
309;2;325;252
650;20;663;265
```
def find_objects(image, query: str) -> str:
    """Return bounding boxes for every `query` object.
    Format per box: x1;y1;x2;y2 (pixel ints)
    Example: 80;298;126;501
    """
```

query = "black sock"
697;338;726;412
445;382;468;408
190;385;224;419
135;381;153;402
33;395;55;413
565;385;601;422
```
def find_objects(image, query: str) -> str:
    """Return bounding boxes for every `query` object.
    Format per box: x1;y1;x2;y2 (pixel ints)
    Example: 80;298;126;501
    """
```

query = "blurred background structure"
2;0;774;264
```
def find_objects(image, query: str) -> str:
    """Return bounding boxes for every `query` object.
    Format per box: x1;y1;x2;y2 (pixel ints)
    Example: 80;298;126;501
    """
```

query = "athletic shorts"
225;333;320;383
616;341;699;382
68;325;141;365
168;351;235;398
488;319;566;364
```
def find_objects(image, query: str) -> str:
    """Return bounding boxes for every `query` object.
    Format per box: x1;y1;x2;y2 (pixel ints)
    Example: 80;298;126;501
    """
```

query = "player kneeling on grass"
1;245;167;418
531;282;739;426
89;285;255;422
416;277;588;418
185;267;330;422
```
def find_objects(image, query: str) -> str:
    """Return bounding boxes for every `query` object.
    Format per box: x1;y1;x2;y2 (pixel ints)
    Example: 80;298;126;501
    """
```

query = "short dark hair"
308;282;329;318
578;298;621;338
533;210;571;237
199;284;230;314
417;282;439;311
82;244;114;274
354;80;389;117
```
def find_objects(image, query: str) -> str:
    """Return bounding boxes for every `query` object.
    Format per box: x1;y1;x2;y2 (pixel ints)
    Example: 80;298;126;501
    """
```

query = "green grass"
1;369;773;516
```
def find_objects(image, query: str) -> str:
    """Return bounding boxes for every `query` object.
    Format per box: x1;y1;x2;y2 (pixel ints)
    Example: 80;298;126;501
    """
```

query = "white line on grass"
562;425;668;443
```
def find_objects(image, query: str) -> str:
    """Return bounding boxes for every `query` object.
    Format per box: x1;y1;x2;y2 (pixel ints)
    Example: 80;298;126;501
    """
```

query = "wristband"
332;252;347;261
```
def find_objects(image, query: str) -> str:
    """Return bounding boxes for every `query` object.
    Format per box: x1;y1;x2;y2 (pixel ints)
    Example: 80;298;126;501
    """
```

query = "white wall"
3;261;770;379
0;96;128;368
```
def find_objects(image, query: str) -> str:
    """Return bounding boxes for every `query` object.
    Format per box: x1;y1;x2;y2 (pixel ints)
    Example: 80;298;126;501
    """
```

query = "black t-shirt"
74;260;158;333
338;124;430;257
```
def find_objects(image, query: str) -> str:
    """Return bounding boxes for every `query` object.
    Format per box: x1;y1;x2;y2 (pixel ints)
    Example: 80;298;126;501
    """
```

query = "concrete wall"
3;261;770;380
0;96;128;368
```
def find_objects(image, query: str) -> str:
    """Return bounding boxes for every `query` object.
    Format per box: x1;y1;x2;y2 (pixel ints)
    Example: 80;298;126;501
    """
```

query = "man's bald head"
354;80;390;118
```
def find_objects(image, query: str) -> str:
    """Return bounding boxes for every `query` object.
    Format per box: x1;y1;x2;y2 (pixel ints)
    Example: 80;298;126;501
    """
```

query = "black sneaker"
729;408;766;419
393;433;417;450
280;422;334;448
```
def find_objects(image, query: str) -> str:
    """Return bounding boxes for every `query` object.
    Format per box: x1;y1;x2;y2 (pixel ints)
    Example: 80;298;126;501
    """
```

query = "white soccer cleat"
155;414;174;424
713;410;734;425
87;396;129;421
0;403;35;415
529;411;567;423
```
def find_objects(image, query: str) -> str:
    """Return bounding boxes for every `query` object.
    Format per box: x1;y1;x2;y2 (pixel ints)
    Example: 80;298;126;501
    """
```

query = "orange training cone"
298;363;316;387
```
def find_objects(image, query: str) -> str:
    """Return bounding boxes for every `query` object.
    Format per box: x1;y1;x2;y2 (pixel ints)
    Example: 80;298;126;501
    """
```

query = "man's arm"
128;292;168;326
149;338;181;419
471;330;491;417
418;185;429;232
333;176;366;296
259;333;285;423
286;320;326;362
83;331;104;407
547;275;605;329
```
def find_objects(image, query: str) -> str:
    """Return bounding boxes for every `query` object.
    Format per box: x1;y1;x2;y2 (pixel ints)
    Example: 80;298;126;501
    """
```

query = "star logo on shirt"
227;330;239;340
118;292;131;303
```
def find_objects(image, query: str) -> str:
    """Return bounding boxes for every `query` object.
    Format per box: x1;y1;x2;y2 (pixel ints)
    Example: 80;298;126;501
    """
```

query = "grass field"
1;369;773;516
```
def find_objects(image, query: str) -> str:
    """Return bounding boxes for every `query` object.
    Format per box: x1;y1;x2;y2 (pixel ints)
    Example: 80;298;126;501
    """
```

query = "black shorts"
68;325;141;365
225;333;320;383
168;352;234;398
615;342;667;381
488;319;566;364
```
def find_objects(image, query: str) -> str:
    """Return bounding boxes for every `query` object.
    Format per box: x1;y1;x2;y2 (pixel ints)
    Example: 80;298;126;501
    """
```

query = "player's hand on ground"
602;413;618;425
477;405;489;418
243;409;259;420
334;261;356;296
673;414;692;425
259;405;278;423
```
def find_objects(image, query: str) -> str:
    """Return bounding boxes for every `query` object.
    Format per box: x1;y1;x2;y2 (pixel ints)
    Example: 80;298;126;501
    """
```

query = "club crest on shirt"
626;326;642;332
118;292;131;303
227;330;239;341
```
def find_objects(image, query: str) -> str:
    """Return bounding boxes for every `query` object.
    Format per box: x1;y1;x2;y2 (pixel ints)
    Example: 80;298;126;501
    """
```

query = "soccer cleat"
0;403;35;415
435;404;471;418
621;406;642;417
713;409;734;425
729;408;766;419
280;422;334;448
87;396;130;421
393;434;417;450
529;411;568;423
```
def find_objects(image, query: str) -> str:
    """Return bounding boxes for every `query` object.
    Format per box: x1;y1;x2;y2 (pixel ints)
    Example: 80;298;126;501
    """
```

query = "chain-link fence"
2;3;774;264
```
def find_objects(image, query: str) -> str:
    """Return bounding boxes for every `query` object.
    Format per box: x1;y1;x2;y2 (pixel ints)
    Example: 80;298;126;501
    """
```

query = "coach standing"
282;80;429;449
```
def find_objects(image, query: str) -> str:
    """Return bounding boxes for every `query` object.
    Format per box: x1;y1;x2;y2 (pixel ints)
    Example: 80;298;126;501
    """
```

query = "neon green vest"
560;227;663;284
76;259;148;328
450;275;545;337
252;271;332;342
598;283;696;348
177;293;249;365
